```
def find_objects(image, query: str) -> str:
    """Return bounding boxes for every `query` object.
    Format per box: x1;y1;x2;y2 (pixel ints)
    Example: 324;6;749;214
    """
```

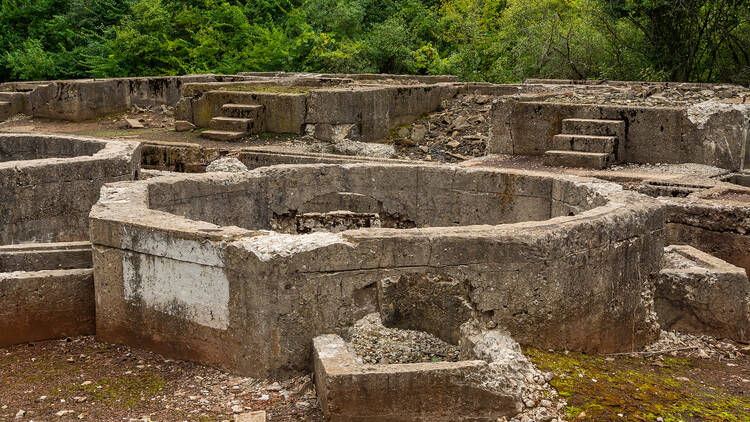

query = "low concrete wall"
177;82;459;141
313;334;518;421
90;164;664;377
656;245;749;341
663;189;750;276
0;269;95;346
488;100;750;170
0;241;95;347
0;75;253;121
139;142;414;173
305;84;458;141
0;134;140;245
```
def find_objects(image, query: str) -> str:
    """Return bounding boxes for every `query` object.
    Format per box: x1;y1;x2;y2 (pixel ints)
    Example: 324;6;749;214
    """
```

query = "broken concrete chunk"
205;157;248;173
174;120;196;132
656;245;750;341
410;124;427;142
125;118;144;128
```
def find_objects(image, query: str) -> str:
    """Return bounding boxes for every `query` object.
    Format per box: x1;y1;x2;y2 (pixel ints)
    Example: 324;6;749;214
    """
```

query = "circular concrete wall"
0;133;141;245
90;164;666;377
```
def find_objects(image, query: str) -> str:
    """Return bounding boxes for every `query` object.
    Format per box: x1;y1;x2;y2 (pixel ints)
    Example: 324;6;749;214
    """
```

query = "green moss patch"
74;372;167;408
526;348;750;421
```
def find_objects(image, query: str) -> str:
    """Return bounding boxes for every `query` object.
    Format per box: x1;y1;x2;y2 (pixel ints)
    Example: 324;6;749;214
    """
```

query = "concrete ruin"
0;72;748;421
89;164;664;378
0;133;140;346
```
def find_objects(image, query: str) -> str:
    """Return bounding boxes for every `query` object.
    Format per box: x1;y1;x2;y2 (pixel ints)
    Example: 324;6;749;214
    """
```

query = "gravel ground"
346;313;460;364
389;94;492;163
643;330;746;359
0;337;322;422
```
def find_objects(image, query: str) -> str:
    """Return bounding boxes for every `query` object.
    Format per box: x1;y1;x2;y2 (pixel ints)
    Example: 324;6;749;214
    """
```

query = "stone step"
562;118;625;137
543;150;611;169
551;134;616;153
200;130;246;142
221;103;264;119
0;92;23;101
209;117;260;133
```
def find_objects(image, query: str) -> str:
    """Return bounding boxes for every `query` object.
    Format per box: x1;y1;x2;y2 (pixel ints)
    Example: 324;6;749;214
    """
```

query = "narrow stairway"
201;103;265;142
544;118;625;169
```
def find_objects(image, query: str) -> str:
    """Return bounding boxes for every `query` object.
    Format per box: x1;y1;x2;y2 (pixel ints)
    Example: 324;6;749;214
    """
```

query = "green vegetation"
1;0;748;84
526;348;750;421
76;372;167;408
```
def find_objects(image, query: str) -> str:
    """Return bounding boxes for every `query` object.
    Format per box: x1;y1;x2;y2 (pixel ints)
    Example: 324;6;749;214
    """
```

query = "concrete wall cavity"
90;164;665;377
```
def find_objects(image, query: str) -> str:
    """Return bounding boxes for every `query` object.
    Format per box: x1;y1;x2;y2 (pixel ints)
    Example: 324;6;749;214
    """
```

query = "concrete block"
0;268;95;346
200;130;246;142
551;134;616;153
656;245;750;341
312;334;521;421
544;150;610;169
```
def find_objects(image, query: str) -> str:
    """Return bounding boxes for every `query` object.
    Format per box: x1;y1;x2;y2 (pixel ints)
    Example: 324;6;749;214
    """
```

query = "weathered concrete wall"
663;194;750;276
306;84;458;141
177;83;459;141
0;268;95;346
656;245;749;341
488;100;750;170
90;164;664;377
0;75;252;121
0;242;95;347
0;241;91;272
0;134;140;245
189;90;307;132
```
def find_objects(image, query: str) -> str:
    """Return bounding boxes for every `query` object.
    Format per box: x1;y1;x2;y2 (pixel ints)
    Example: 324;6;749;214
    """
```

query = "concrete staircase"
544;118;625;169
201;104;265;142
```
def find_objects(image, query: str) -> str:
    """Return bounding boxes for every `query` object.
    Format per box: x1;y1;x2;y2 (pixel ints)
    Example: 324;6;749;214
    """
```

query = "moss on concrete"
525;348;750;421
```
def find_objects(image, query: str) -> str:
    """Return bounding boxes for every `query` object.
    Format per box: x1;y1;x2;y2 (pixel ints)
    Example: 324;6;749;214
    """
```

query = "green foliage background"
1;0;748;84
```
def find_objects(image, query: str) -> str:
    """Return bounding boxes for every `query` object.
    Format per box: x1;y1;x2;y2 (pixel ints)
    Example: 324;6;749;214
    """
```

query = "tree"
604;0;750;82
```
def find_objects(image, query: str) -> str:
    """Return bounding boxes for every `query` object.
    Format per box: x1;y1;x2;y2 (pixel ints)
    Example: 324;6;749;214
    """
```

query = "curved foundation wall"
0;134;141;245
91;164;665;377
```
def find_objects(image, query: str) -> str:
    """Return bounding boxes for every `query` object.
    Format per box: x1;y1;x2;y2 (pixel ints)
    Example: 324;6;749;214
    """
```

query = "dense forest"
1;0;749;84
